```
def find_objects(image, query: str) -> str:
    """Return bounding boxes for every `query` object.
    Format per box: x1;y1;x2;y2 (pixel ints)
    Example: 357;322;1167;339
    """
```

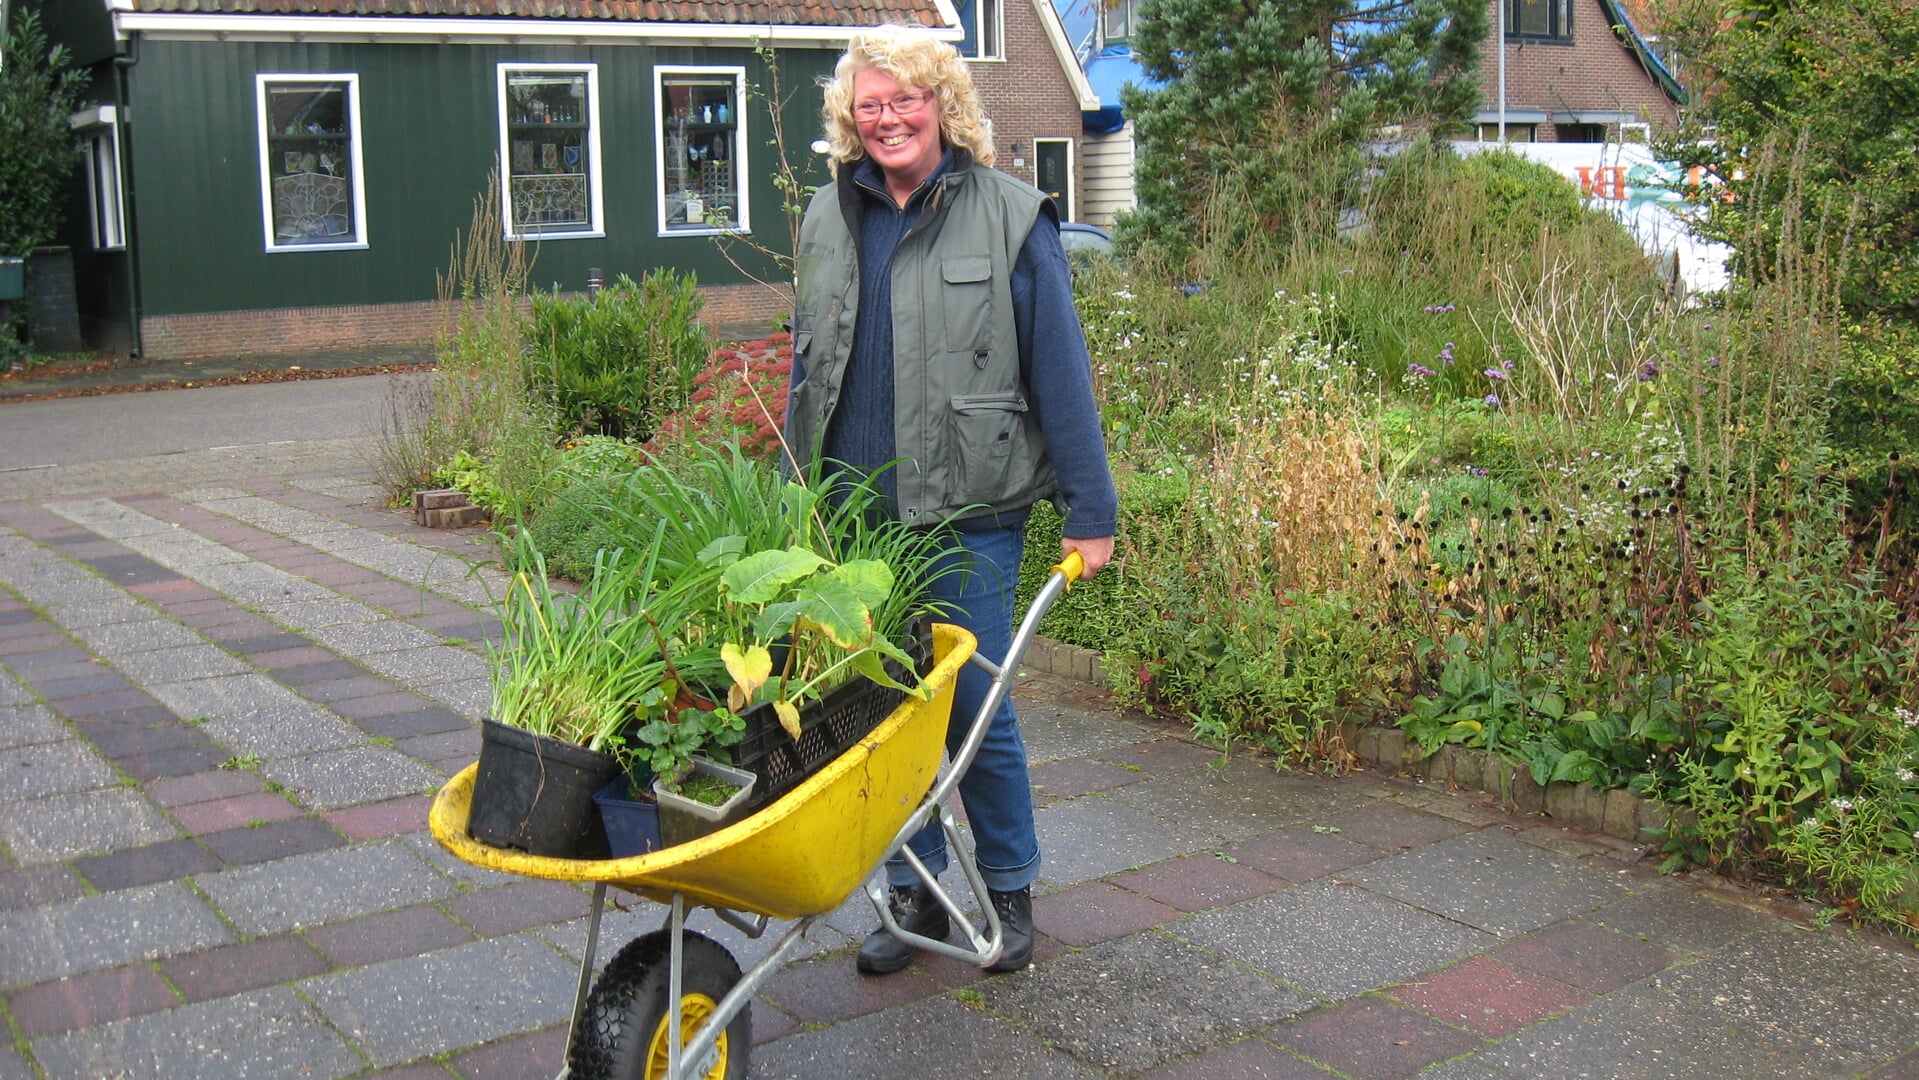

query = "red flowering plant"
648;334;792;462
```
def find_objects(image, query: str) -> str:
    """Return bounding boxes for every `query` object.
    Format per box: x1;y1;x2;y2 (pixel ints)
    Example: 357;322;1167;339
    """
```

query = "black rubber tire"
567;929;752;1080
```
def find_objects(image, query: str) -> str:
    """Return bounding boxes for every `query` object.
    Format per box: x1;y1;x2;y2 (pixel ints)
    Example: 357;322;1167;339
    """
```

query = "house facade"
36;0;1093;359
1470;0;1685;142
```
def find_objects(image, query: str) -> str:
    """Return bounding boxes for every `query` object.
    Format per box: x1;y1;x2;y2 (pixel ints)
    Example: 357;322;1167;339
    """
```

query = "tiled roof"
127;0;943;29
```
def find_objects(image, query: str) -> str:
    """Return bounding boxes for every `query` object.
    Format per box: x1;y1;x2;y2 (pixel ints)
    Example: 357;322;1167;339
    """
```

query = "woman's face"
851;67;943;196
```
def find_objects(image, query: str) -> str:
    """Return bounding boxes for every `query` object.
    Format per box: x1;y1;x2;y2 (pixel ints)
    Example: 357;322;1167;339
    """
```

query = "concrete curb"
1025;638;1681;848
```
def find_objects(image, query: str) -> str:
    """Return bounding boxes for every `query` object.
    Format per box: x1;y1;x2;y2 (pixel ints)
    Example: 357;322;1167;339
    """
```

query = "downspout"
112;33;142;358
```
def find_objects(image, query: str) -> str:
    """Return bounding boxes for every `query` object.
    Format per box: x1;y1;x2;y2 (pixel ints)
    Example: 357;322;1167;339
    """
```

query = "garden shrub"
648;334;793;462
1015;464;1189;653
525;270;712;441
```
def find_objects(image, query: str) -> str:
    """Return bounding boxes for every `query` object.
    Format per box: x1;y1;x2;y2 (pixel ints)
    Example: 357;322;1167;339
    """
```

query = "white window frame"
255;73;369;252
653;66;751;238
498;62;606;240
1034;136;1075;221
70;105;126;251
1100;0;1138;48
958;0;1005;61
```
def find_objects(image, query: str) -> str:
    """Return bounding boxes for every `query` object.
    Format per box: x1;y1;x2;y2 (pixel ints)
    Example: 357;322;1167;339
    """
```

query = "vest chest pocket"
941;255;994;357
949;392;1031;505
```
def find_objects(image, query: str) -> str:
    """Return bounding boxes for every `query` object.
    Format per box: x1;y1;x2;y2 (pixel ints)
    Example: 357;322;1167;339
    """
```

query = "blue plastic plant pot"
593;770;663;858
0;257;23;302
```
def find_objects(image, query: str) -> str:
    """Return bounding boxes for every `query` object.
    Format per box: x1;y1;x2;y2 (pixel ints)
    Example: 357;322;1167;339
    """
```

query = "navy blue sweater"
815;153;1117;541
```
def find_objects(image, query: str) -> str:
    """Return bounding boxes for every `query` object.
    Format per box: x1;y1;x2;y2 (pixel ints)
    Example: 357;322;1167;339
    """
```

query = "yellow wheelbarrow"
430;555;1085;1079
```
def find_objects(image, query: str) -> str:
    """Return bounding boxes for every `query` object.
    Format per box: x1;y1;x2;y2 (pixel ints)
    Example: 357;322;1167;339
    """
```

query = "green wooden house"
38;0;949;359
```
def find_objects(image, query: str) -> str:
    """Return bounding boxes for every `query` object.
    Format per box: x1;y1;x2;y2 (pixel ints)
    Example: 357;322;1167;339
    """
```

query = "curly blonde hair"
820;24;996;176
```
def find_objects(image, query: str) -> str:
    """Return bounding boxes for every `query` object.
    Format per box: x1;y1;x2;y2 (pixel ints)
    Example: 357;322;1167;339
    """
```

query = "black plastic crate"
733;620;934;814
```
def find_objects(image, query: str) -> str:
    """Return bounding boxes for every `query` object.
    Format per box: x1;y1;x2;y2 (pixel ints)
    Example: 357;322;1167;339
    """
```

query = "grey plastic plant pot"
653;757;757;847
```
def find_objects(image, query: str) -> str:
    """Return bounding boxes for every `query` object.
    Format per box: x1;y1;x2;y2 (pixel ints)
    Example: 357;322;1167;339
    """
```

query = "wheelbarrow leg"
556;881;608;1080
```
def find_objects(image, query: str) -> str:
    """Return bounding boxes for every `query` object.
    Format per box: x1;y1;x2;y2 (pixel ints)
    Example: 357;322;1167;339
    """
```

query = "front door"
1034;138;1073;221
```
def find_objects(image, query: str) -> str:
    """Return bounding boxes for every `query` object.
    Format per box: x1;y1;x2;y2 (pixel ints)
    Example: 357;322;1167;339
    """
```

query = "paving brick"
200;815;344;866
270;659;372;687
1270;996;1483;1080
6;964;180;1037
145;768;265;808
0;863;85;912
1140;1038;1336;1079
357;1064;458;1080
1224;826;1386;883
36;671;139;700
1029;756;1150;798
1326;801;1478;851
127;578;215;600
325;794;431;840
115;743;234;782
49;688;155;718
0;629;69;655
29;985;363;1079
160;934;332;1003
0;879;235;986
1868;1048;1919;1078
303;934;576;1068
172;792;306;834
1112;853;1286;912
762;950;945;1024
1387;954;1591;1037
445;879;592;938
356;705;471;739
67;703;179;729
74;837;222;892
74;718;214;760
1011;882;1173;954
1493;919;1678;993
330;692;444;721
301;675;404;703
449;1023;568;1079
219;631;314;656
305;903;475;968
247;645;344;670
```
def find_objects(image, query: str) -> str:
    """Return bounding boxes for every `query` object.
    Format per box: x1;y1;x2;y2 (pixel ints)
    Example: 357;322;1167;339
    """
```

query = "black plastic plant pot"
469;719;620;859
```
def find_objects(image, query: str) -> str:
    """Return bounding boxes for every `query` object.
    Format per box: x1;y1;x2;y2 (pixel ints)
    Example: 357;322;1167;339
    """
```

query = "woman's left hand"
1062;536;1115;579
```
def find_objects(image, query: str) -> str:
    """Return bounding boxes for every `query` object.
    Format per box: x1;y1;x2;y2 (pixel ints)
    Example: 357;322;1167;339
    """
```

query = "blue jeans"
886;524;1039;893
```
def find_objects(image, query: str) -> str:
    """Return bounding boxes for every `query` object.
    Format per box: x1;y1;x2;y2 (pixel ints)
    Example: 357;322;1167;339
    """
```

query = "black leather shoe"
856;883;949;975
986;886;1033;973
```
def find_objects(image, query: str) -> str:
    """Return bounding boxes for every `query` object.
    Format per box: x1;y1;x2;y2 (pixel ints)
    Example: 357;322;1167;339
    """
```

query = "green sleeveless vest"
788;160;1057;528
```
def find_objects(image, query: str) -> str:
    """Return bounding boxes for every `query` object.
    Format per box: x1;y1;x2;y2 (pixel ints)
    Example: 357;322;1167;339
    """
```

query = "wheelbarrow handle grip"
1052;551;1085;587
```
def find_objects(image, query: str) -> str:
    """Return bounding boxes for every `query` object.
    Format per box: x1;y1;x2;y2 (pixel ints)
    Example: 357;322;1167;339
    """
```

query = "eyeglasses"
853;92;932;122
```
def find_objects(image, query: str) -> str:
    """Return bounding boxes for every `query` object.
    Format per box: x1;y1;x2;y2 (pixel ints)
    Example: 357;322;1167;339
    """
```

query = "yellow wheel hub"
645;992;729;1080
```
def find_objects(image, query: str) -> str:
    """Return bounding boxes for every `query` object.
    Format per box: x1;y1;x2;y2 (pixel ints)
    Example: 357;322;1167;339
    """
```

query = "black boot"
856;883;950;975
986;886;1033;973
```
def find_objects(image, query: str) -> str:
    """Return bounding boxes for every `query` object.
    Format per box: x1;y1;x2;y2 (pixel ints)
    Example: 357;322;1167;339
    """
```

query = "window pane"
1103;0;1133;43
85;130;125;249
505;71;593;233
265;82;357;245
1514;0;1551;34
659;74;740;232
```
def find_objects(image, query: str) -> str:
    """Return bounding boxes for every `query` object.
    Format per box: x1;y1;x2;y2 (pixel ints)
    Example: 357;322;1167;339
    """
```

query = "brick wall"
137;282;795;360
1474;0;1680;140
967;0;1090;220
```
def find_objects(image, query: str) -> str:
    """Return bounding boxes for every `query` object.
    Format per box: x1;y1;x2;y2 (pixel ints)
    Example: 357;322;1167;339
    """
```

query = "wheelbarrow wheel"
567;929;752;1080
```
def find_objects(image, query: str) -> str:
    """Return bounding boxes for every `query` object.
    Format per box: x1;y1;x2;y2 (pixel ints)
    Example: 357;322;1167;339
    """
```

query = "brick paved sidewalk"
2;464;1917;1079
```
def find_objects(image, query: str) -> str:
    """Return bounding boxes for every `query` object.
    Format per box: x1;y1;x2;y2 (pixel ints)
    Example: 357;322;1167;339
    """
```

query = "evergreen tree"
1120;0;1486;260
0;6;87;256
1665;0;1917;316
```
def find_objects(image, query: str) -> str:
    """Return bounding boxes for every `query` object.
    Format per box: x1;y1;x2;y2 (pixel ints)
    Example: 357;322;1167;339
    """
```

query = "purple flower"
1638;359;1660;381
1408;363;1438;378
1470;466;1489;476
1422;303;1457;314
1484;393;1501;406
1483;368;1508;381
1438;348;1455;364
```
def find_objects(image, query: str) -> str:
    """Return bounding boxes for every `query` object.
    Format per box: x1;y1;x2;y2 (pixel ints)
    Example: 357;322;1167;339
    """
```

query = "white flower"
1831;797;1855;812
1898;769;1916;784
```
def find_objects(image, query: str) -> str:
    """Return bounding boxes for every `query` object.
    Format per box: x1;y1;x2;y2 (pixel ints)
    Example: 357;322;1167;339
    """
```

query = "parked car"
1059;218;1120;262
